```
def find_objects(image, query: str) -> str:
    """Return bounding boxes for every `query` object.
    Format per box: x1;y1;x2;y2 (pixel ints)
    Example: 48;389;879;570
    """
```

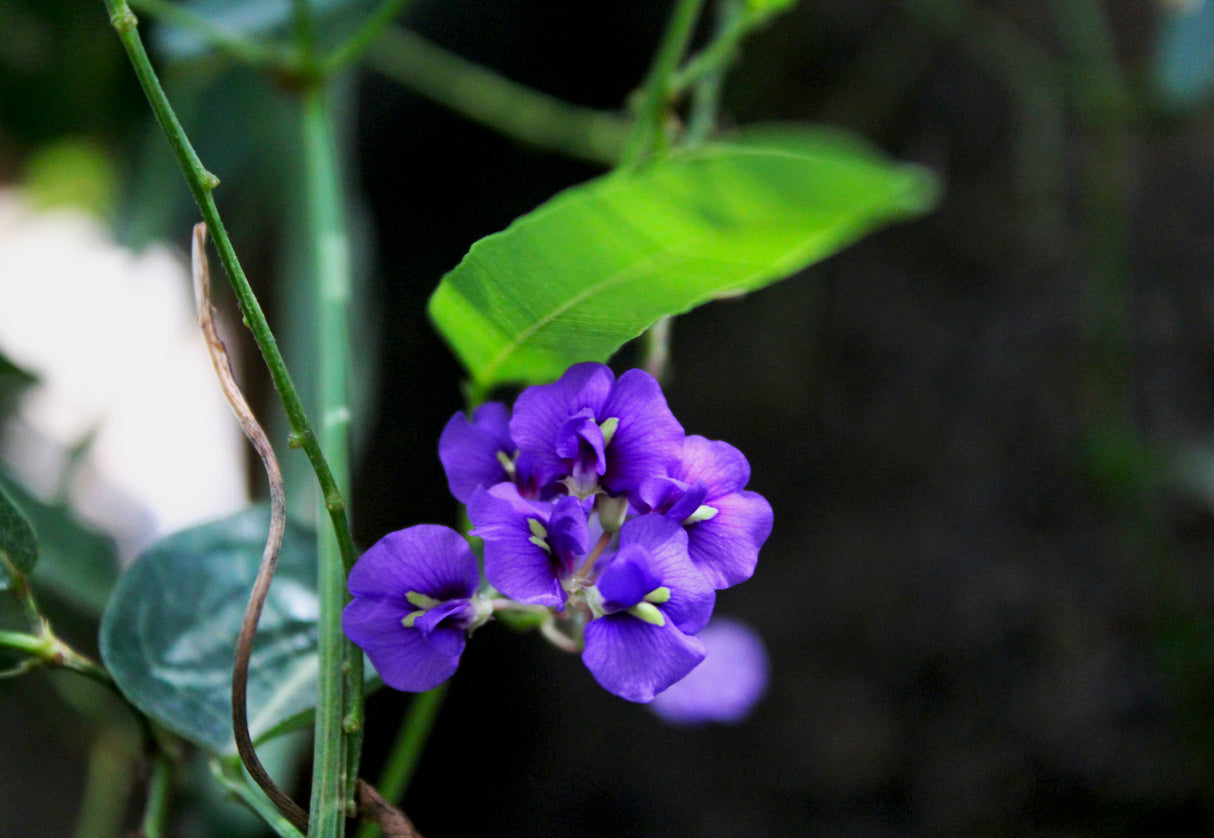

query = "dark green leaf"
0;472;118;614
0;482;38;589
429;124;938;393
0;348;36;421
100;507;360;755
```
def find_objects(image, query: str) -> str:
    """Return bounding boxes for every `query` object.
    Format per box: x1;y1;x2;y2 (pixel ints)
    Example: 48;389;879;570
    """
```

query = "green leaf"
0;483;38;589
0;472;119;614
99;507;358;755
428;124;939;393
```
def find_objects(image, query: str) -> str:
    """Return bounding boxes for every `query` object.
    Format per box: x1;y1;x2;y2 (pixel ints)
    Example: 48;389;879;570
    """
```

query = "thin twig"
366;28;628;166
191;224;309;833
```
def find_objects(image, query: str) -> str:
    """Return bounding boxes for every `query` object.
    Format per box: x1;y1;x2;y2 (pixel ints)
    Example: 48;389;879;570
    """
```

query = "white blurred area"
0;189;247;561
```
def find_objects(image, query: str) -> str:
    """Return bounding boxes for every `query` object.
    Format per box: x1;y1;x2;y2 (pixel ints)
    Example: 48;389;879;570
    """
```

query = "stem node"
110;6;137;31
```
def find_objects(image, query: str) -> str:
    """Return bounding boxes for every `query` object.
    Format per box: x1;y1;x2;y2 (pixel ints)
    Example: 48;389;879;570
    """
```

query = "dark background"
6;0;1214;835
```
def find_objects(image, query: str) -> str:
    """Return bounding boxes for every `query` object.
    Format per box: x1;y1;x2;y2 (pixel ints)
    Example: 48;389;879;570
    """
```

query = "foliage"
0;1;947;836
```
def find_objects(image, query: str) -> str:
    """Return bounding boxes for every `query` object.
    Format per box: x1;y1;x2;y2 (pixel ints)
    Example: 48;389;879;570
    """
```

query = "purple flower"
509;363;684;499
650;618;769;725
635;435;773;589
439;402;532;503
468;483;591;609
582;514;715;702
342;525;486;692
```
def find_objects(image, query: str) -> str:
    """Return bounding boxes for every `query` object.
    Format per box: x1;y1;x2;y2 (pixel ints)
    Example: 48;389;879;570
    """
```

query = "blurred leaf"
0;472;119;614
1152;0;1214;111
0;348;36;422
99;507;370;755
745;0;798;20
23;136;119;217
154;0;375;59
429;124;939;394
0;482;38;588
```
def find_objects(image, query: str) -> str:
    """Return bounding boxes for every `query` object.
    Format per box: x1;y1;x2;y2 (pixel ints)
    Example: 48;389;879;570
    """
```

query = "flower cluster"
342;362;773;704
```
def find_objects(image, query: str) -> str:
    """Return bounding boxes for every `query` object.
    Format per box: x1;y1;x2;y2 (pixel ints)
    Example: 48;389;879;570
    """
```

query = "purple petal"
672;435;751;497
413;599;470;639
595;544;661;610
634;476;681;514
597;369;684;494
341;596;465;692
686;490;773;589
510;363;614;490
347;525;479;601
469;485;565;608
617;514;714;634
547;496;590;565
650;618;769;724
633;476;708;521
438;402;514;503
582;614;706;703
554;408;606;471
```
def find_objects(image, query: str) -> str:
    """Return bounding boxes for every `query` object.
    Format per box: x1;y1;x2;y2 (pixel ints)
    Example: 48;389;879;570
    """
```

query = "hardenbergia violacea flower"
342;362;772;712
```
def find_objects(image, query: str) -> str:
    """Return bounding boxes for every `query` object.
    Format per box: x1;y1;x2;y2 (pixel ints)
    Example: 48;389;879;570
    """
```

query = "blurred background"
5;0;1214;835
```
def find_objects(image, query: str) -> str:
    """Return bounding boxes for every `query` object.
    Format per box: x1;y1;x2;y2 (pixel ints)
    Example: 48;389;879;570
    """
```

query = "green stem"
670;0;751;100
641;316;673;382
0;629;117;691
290;0;318;58
684;0;745;146
366;28;629;166
211;760;307;838
140;753;174;838
620;0;706;165
99;0;358;594
74;727;138;838
1049;0;1133;438
354;685;448;838
299;83;363;837
102;4;362;832
323;0;412;73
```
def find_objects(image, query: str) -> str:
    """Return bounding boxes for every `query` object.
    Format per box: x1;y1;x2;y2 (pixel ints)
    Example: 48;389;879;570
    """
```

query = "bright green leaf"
0;483;38;590
99;507;365;755
429;124;939;394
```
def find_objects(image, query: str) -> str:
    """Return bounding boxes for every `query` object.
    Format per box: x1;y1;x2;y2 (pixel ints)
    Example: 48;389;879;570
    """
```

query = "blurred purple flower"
582;514;715;702
342;525;486;692
650;617;769;725
510;362;684;499
635;435;773;589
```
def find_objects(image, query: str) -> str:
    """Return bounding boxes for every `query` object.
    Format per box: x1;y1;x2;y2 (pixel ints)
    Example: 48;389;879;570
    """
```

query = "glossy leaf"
100;507;353;755
0;482;37;589
429;124;938;394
